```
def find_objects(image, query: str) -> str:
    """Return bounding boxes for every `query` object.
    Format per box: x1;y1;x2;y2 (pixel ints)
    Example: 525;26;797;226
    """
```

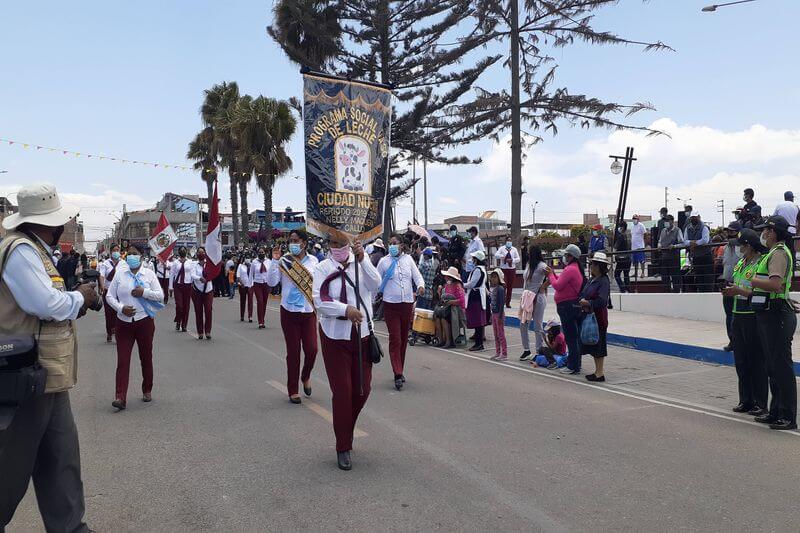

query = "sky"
1;0;799;246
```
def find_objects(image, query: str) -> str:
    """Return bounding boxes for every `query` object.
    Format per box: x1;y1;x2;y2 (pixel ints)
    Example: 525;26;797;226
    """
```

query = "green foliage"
570;224;591;240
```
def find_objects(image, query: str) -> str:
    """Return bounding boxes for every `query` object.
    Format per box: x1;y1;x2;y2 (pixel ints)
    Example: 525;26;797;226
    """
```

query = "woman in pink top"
545;244;586;375
434;267;466;347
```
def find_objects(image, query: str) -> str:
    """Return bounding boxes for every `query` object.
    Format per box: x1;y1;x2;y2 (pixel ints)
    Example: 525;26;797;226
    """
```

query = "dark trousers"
239;284;253;320
191;289;213;336
557;300;581;371
280;307;318;397
102;290;116;337
614;263;631;293
502;268;515;306
756;303;798;423
173;283;192;329
158;277;169;304
320;329;373;452
731;313;768;409
0;392;89;533
690;254;714;292
114;316;155;402
660;253;681;292
252;282;269;326
722;295;735;342
384;302;414;378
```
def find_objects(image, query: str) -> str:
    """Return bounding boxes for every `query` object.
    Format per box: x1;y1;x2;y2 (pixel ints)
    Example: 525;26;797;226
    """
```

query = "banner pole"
354;247;364;396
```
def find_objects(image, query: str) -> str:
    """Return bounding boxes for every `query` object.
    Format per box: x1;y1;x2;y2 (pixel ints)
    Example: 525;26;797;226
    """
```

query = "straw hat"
441;266;461;281
591;251;611;265
373;238;385;249
2;183;79;230
490;268;505;285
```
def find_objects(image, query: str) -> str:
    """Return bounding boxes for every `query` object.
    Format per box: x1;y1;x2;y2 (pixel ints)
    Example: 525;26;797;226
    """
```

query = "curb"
504;316;800;377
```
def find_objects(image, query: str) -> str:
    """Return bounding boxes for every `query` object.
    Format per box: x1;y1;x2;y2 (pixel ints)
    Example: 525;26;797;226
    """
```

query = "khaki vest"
0;231;79;392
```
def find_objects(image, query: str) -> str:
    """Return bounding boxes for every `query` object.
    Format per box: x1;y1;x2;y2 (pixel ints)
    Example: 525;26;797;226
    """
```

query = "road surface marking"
611;367;717;385
265;380;367;438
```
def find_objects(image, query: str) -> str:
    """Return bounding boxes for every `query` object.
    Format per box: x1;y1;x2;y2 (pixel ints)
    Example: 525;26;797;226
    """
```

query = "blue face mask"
126;255;141;269
388;244;400;257
111;251;121;260
289;243;302;256
505;242;512;249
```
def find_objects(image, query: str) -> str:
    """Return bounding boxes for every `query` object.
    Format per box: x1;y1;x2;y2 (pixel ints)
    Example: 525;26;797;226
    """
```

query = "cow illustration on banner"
303;71;392;242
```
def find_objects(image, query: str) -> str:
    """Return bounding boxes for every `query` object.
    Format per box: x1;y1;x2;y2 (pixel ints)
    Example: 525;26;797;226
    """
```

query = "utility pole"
509;0;523;240
717;199;725;228
664;187;669;212
411;156;417;225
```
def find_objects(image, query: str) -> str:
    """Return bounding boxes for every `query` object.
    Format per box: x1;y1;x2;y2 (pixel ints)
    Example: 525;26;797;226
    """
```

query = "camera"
73;269;104;312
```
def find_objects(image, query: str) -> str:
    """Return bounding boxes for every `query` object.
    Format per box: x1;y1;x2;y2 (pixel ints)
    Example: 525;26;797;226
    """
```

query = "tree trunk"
509;0;523;242
263;180;273;240
378;0;393;244
229;171;240;249
240;179;249;246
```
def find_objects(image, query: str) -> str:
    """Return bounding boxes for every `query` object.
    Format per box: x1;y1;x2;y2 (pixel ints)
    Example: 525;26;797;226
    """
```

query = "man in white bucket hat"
0;183;98;532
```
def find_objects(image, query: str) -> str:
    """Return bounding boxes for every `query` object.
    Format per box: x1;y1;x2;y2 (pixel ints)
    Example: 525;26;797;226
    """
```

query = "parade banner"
303;72;392;242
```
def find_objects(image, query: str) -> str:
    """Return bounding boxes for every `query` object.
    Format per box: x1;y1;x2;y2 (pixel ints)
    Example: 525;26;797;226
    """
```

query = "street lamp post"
531;201;538;235
702;0;756;12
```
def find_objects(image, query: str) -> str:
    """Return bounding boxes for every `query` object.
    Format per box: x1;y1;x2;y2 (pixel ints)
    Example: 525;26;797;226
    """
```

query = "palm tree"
266;0;341;70
187;127;217;203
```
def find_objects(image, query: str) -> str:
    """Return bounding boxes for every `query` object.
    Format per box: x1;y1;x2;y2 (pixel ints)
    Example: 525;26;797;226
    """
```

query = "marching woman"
190;247;214;340
377;236;425;390
250;247;270;329
155;256;171;304
105;244;164;410
169;246;193;332
545;244;586;375
312;236;381;471
98;243;124;342
721;229;768;416
267;229;319;404
236;256;253;322
464;250;489;352
735;216;797;430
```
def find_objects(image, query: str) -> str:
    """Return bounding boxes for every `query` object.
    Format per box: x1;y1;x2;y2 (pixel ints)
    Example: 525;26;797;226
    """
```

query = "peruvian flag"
203;180;222;280
148;212;178;261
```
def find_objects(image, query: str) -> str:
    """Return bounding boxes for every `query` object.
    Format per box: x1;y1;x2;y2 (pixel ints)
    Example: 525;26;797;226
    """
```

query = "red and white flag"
203;180;222;280
148;212;178;261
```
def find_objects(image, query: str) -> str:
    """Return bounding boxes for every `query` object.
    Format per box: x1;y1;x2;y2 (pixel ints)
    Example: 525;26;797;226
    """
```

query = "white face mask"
633;220;639;225
665;222;672;229
760;234;768;247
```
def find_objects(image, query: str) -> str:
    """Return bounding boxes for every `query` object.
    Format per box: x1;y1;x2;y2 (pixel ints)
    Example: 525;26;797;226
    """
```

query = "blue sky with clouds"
1;1;798;244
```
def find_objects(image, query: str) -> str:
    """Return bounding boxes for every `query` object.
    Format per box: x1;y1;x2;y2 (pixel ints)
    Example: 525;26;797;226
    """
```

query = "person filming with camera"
0;183;100;532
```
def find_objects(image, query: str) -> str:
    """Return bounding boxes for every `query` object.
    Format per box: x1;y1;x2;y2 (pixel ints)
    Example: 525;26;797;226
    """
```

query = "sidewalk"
503;292;800;374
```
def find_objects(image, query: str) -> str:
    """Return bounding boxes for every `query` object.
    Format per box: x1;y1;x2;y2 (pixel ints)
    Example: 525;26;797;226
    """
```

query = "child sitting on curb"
532;319;567;369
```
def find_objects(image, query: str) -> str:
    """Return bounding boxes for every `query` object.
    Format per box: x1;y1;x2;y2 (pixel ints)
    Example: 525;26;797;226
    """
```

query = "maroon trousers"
384;301;414;377
173;283;192;329
158;277;169;304
280;307;318;397
239;284;253;320
191;288;213;336
320;328;373;453
252;282;269;326
114;316;154;402
102;290;116;337
502;268;515;307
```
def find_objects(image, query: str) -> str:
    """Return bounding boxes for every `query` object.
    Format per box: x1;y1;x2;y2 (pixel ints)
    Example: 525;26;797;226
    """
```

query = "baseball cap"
752;215;790;232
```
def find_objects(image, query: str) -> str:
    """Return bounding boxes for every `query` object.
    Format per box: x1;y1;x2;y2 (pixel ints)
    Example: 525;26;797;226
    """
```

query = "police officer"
0;183;100;532
721;229;768;416
748;216;796;430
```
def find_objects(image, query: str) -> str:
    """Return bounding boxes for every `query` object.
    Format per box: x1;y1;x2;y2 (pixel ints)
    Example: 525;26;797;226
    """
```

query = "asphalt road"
8;295;800;532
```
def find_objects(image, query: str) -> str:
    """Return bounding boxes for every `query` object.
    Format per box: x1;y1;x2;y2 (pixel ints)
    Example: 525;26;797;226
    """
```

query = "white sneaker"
559;367;574;374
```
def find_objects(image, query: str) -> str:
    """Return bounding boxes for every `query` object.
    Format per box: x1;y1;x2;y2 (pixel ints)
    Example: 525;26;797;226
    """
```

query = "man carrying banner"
169;246;193;332
190;180;222;340
267;229;319;404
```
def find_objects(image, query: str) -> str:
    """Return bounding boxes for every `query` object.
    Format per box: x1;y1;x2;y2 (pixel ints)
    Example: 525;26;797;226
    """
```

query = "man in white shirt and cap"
0;183;100;532
773;191;798;257
494;237;520;308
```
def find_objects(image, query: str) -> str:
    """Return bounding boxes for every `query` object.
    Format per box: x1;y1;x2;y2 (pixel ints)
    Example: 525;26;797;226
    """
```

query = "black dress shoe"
468;344;484;352
768;419;797;430
754;413;778;424
337;451;352;471
732;403;752;413
175;323;180;331
181;327;187;332
112;399;126;410
748;406;768;416
723;343;733;352
394;377;404;391
303;383;312;397
586;374;605;382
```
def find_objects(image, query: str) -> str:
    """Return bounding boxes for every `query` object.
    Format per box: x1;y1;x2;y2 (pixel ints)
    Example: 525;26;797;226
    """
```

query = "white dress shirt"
631;222;646;249
2;239;84;321
155;260;171;279
105;267;164;322
190;261;214;293
169;259;194;290
312;254;381;340
774;201;799;235
464;236;485;272
267;254;318;313
249;258;270;284
494;246;520;270
376;253;424;304
236;263;252;288
98;258;127;290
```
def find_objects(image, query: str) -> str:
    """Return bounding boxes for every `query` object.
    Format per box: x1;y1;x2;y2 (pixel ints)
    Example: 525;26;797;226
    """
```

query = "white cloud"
439;196;457;205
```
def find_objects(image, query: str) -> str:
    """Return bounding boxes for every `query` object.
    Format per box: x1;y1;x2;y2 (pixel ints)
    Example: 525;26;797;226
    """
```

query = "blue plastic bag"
580;313;600;346
534;355;549;366
556;355;569;368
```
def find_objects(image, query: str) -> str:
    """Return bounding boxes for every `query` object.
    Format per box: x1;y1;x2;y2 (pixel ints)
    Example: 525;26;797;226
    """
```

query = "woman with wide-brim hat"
464;250;490;351
578;252;611;382
545;244;586;374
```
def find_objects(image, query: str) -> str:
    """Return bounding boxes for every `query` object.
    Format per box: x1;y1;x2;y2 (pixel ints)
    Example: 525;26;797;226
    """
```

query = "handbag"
580;313;600;346
343;273;384;364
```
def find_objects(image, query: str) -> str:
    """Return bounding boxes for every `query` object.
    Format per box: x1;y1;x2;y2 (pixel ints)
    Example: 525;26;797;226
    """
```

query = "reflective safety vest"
732;256;759;314
752;243;793;301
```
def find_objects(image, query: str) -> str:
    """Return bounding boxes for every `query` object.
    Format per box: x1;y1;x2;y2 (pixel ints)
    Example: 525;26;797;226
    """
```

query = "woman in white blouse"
377;236;424;390
312;235;381;471
190;246;215;340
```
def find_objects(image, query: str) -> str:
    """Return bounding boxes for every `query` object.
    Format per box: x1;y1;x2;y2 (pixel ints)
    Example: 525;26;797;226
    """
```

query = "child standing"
489;268;508;361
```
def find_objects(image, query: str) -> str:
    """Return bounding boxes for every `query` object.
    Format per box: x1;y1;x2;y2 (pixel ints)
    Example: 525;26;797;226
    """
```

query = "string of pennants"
0;137;272;178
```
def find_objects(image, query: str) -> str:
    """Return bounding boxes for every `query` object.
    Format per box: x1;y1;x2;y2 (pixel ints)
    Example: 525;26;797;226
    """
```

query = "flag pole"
354;239;364;396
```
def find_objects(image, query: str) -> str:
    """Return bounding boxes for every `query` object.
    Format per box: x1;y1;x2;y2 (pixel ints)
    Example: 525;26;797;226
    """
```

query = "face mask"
562;255;569;264
111;251;121;261
257;253;265;260
592;231;598;236
735;246;742;255
633;220;639;225
450;230;457;237
505;242;512;249
388;244;400;257
126;255;141;269
331;245;350;263
665;222;672;229
760;234;768;247
289;243;302;256
743;196;748;202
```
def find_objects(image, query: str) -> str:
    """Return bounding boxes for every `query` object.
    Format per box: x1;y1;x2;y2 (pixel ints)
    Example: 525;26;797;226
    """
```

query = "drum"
412;308;436;335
